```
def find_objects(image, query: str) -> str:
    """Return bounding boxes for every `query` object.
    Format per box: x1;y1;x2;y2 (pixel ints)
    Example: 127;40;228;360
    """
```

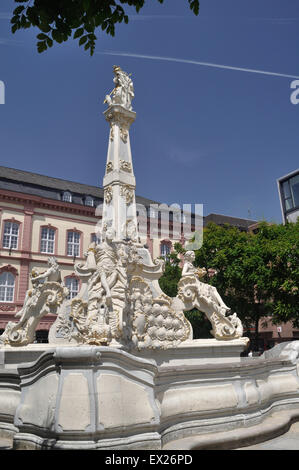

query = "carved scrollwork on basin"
70;298;113;346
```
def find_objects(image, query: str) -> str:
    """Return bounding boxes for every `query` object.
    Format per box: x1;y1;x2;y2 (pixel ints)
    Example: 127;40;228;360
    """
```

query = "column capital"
103;105;136;129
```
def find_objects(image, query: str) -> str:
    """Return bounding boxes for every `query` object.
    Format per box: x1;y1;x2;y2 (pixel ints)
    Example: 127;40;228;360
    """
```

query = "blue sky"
0;0;299;223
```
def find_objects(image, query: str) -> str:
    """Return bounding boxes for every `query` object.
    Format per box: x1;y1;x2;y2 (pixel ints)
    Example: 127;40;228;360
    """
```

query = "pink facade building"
0;165;297;348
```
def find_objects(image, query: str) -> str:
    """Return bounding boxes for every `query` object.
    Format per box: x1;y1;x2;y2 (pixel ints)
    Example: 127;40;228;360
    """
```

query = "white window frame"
160;241;171;258
91;233;101;244
65;277;79;300
40;227;55;254
149;208;156;219
3;221;19;250
85;196;94;207
0;272;15;302
67;231;80;257
62;191;72;203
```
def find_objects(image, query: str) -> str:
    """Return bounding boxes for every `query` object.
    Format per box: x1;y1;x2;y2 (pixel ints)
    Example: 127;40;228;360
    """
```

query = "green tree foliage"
11;0;200;55
158;251;181;298
194;222;299;336
158;221;299;344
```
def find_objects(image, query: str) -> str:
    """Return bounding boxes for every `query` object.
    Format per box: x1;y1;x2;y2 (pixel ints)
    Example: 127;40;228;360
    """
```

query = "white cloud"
129;15;184;21
0;12;11;20
0;38;22;46
99;50;299;80
248;17;299;24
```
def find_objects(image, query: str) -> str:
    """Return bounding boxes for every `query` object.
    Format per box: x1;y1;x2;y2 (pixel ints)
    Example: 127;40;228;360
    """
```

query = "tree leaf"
74;27;84;38
79;35;88;45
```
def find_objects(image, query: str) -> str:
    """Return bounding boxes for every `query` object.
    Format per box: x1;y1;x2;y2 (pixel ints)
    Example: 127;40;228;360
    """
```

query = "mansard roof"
0;166;257;230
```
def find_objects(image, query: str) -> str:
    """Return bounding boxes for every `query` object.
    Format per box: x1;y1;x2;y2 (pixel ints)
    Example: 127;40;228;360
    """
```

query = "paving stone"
236;422;299;450
0;438;12;450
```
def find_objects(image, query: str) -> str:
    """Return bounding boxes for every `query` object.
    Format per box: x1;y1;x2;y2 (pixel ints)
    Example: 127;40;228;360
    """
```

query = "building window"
149;207;157;219
65;277;79;300
282;175;299;211
91;233;101;244
62;191;72;203
40;227;55;254
35;330;49;343
85;196;94;207
67;231;80;257
160;241;172;258
0;272;15;302
2;221;19;250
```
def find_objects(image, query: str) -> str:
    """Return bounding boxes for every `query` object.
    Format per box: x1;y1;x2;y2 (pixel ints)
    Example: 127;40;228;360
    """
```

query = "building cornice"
0;188;97;217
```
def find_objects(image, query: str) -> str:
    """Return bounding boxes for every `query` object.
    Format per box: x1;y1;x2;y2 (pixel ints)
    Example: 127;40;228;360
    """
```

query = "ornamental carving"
0;265;18;275
109;124;114;141
105;108;132;143
0;304;16;311
120;160;132;172
106;162;113;173
120;184;134;204
104;186;113;204
121;220;138;242
119;127;128;143
67;228;141;346
0;257;68;346
177;251;244;340
129;276;191;350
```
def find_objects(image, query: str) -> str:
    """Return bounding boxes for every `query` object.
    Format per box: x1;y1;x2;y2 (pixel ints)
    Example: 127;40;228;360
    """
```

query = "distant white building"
277;169;299;223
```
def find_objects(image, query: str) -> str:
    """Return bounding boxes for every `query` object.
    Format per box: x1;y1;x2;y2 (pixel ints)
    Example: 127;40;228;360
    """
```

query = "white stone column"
101;104;138;242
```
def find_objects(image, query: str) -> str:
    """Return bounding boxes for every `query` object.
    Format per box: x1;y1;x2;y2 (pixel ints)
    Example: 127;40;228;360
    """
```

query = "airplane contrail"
99;51;299;80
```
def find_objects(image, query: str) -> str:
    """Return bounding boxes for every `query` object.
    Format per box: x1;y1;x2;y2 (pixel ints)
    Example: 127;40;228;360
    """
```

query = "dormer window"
62;191;72;203
85;196;94;207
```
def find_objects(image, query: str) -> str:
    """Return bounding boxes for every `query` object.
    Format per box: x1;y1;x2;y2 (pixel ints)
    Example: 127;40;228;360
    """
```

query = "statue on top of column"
104;65;134;111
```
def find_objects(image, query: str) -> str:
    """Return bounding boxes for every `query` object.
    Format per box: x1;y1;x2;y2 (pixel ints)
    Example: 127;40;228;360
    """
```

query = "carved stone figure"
104;186;113;204
91;227;119;303
178;251;243;340
0;257;68;346
68;228;142;346
182;251;231;316
104;65;134;111
121;219;138;242
1;67;247;351
120;184;135;204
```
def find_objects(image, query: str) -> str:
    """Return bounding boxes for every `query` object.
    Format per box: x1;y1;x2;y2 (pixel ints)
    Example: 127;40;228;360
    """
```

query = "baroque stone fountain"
1;67;299;451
